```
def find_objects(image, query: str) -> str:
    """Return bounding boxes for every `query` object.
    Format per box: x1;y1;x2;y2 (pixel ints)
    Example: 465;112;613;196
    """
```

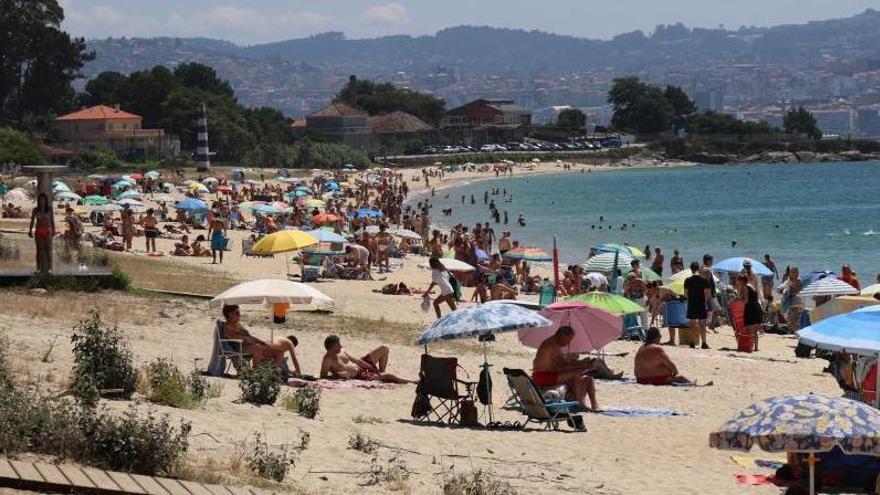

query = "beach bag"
477;367;492;405
459;400;479;427
411;392;431;418
449;274;462;301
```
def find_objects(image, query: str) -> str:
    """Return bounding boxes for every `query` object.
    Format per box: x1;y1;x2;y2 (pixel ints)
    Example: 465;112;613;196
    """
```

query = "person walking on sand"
140;208;159;253
208;211;227;264
425;257;457;318
121;206;135;251
684;262;711;349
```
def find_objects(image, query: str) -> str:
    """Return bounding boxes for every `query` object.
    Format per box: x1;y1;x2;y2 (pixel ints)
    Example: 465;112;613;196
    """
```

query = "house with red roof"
56;105;177;160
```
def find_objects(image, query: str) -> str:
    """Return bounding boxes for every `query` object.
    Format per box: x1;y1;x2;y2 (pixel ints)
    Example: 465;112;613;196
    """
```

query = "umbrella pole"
552;235;560;297
808;453;815;495
482;341;493;425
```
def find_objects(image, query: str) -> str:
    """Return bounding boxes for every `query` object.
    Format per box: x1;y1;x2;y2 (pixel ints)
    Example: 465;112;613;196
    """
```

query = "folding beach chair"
622;314;646;341
411;354;477;425
207;319;252;376
503;368;585;431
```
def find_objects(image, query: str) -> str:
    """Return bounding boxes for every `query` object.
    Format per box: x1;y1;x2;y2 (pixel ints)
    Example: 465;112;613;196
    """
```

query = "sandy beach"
0;159;841;495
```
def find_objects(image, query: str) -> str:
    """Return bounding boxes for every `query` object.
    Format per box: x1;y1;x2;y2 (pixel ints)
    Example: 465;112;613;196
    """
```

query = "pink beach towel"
288;378;394;390
734;474;793;487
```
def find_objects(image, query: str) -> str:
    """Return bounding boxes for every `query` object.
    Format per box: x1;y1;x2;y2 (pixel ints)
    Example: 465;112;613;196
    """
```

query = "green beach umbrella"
82;195;108;206
565;292;645;315
620;265;662;282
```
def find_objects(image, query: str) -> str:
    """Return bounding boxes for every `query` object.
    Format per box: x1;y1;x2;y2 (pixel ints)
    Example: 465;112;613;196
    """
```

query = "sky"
60;0;879;45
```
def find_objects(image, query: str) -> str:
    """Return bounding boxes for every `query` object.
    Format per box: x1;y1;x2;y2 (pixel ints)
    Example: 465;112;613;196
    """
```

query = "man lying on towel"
532;326;602;411
320;335;416;384
635;327;706;386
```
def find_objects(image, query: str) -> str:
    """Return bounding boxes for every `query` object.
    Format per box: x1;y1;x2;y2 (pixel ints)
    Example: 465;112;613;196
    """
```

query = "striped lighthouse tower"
195;102;210;172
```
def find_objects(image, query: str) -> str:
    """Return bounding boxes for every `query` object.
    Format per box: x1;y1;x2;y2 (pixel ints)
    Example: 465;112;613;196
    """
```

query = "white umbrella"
202;177;219;184
582;252;634;273
3;188;28;202
419;258;476;272
117;190;142;200
94;204;123;213
861;283;880;296
55;191;82;202
390;228;422;240
116;199;144;208
88;174;106;180
151;194;176;203
209;279;334;309
800;277;860;297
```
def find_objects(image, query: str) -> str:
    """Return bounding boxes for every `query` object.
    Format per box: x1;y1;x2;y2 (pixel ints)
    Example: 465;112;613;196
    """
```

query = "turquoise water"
423;161;880;277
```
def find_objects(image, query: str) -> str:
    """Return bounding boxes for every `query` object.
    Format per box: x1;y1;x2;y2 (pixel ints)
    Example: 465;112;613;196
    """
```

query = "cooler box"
663;300;688;327
301;267;319;282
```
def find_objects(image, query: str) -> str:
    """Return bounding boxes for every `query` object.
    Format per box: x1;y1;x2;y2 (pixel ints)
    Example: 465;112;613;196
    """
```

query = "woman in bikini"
28;193;55;273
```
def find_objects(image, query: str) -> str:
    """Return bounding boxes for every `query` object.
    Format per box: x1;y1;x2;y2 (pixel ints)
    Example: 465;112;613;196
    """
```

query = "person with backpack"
425;257;457;318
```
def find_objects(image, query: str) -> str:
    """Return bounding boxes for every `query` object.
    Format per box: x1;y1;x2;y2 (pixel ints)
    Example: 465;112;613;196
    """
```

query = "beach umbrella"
305;229;347;244
189;183;209;193
584;272;609;287
94;203;123;213
129;173;144;180
343;163;355;169
151;194;176;203
664;279;686;297
325;181;340;191
55;191;81;202
209;279;333;309
796;305;880;355
798;277;860;297
312;213;340;225
112;180;133;190
709;394;880;495
117;190;141;200
666;269;721;283
389;228;422;241
116;198;144;207
52;183;71;193
417;303;551;423
202;177;219;185
87;174;106;180
418;258;475;272
518;302;622;354
216;185;232;193
362;225;381;235
174;198;209;212
712;257;773;276
302;243;346;256
862;283;880;296
356;208;383;219
162;182;175;191
502;246;552;262
619;265;662;283
591;243;646;259
565;292;645;315
252;204;281;214
582;252;634;272
305;199;326;208
82;195;108;206
145;171;161;179
3;189;28;202
531;158;541;163
251;230;319;255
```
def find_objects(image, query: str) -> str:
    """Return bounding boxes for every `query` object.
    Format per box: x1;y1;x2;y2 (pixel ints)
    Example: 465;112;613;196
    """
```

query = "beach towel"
288;378;394;390
596;407;689;418
730;455;785;470
734;474;793;487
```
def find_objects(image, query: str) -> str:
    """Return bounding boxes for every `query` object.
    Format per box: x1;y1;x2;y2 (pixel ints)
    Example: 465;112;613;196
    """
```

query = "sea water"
422;161;880;277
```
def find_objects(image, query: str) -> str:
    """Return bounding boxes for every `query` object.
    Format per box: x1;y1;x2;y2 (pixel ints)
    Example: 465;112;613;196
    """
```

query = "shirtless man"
320;335;414;384
141;208;159;253
121;207;135;250
635;327;703;386
208;213;227;264
532;326;600;411
220;305;279;367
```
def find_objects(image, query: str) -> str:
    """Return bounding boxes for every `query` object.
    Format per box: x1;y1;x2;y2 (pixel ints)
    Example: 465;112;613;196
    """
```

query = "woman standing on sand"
28;193;54;273
739;273;763;351
781;266;804;333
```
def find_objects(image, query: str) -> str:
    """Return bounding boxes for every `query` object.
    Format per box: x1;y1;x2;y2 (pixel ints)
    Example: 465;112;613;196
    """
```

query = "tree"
81;71;128;107
686;111;775;135
0;0;93;122
608;77;674;134
0;127;45;164
663;86;696;117
338;77;445;126
556;108;586;129
173;63;234;98
784;106;822;140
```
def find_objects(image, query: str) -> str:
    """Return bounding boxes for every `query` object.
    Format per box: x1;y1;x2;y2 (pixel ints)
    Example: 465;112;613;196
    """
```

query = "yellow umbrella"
252;230;319;255
304;199;325;208
664;279;685;296
190;183;209;192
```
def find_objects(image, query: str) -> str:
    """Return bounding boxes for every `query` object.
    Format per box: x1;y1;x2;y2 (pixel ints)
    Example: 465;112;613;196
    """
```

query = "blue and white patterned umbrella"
305;229;348;244
416;303;550;345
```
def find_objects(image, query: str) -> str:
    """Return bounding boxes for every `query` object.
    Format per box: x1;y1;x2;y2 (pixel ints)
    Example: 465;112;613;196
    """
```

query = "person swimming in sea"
517;214;526;227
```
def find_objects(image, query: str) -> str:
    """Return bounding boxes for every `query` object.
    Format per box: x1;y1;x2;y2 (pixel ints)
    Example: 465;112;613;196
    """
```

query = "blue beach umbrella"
305;229;348;244
252;204;281;214
174;198;209;212
417;303;551;423
325;181;340;191
710;394;880;495
797;305;880;355
356;208;384;219
711;257;773;276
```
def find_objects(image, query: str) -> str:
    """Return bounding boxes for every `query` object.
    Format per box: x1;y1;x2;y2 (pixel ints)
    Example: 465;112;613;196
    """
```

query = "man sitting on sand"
320;335;415;384
532;326;600;411
635;327;708;386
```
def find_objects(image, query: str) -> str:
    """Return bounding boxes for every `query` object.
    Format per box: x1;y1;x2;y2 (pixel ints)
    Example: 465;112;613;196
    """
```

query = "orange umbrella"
312;213;340;224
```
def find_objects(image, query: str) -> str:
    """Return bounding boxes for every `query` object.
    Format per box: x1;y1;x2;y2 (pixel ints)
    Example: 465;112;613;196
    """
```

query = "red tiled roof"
57;105;142;121
310;101;367;118
368;111;433;133
290;117;307;128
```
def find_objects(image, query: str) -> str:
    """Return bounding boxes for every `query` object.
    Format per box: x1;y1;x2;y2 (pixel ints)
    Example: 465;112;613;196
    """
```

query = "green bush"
140;358;205;409
0;234;21;261
280;388;321;419
0;386;190;476
71;311;138;403
443;469;517;495
246;432;296;482
238;363;282;405
26;269;130;292
348;431;378;454
0;335;14;392
75;148;123;171
0;127;45;165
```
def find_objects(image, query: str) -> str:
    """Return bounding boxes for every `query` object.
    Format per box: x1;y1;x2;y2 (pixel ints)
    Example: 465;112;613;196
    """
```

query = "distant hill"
82;10;880;111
